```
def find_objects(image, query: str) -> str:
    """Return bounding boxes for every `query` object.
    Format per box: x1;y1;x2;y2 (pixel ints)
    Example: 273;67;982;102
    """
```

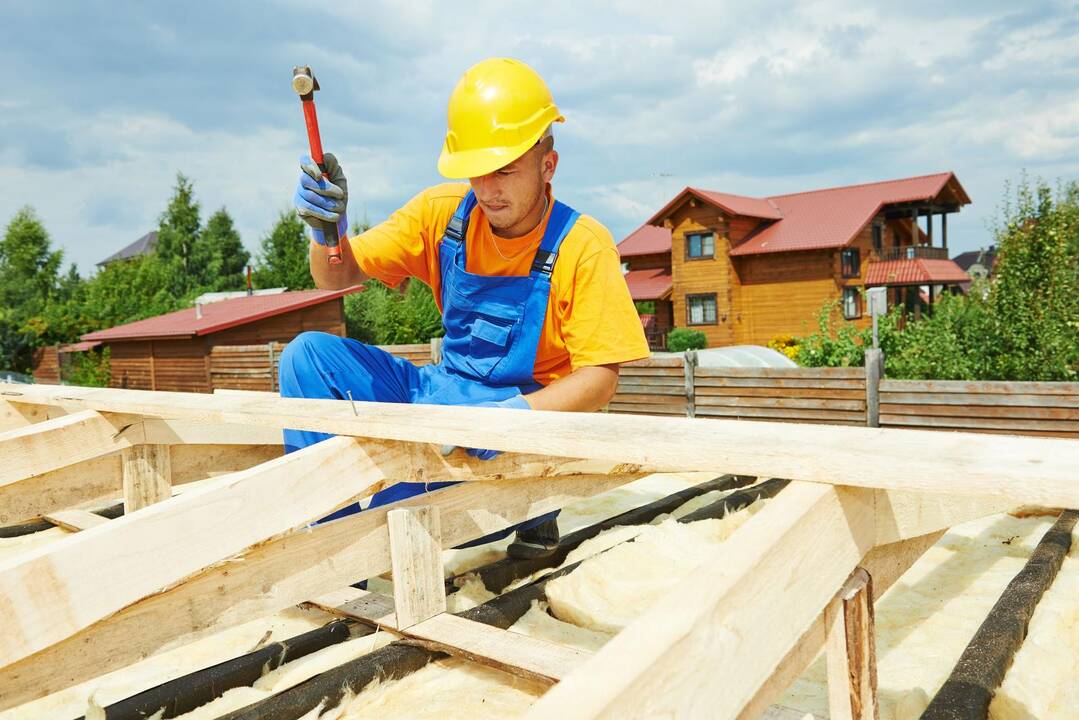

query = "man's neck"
491;190;549;239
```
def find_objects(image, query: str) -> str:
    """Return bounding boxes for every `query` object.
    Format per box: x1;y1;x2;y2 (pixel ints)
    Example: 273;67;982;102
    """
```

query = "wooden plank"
0;399;59;431
607;403;686;416
695;367;865;379
388;506;446;628
881;414;1079;433
695;396;865;411
613;383;686;396
622;355;684;368
524;482;877;719
608;393;686;406
43;509;110;532
825;569;877;720
738;531;944;719
170;444;283;483
122;444;172;512
693;376;865;390
694;386;866;400
5;384;1079;507
873;489;1013;545
880;379;1079;396
0;410;141;486
140;417;282;445
0;468;637;709
879;392;1079;409
0;435;386;669
314;588;589;684
880;402;1079;420
694;406;866;422
0;453;121;526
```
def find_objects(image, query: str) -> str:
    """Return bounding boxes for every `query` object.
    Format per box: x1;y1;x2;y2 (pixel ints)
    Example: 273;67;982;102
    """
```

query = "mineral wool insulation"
322;510;1076;720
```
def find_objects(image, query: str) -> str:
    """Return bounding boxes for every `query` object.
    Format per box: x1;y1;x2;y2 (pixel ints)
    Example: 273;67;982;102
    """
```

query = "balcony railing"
877;245;950;262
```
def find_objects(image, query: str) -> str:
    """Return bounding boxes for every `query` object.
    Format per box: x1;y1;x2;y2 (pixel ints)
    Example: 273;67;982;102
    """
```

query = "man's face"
469;141;558;234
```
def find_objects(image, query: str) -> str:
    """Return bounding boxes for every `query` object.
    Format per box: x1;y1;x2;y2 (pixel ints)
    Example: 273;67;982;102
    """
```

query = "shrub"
667;328;707;352
767;334;800;361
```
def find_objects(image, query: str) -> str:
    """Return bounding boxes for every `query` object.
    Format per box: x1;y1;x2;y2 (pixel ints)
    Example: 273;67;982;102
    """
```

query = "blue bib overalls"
279;190;580;543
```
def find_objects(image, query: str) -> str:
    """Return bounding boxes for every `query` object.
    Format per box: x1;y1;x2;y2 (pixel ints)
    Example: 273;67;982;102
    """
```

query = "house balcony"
876;245;950;262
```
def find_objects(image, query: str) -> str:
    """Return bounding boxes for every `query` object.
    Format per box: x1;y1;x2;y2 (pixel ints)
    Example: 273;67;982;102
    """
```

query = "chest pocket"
463;312;518;379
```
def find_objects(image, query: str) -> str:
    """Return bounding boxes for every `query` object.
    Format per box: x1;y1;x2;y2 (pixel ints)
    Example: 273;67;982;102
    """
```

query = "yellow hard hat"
438;58;564;179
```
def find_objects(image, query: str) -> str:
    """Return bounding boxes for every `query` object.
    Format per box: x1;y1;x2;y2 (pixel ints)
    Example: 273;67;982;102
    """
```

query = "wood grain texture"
525;482;877;719
0;469;635;709
388;506;446;628
122;444;172;512
43;509;110;532
5;384;1079;507
825;569;878;720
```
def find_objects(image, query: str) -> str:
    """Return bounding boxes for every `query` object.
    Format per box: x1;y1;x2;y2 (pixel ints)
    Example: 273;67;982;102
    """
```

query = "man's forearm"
310;238;367;289
523;364;619;412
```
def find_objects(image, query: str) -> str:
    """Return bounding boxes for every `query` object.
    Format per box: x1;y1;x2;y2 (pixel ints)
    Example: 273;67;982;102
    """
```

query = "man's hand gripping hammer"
292;66;344;265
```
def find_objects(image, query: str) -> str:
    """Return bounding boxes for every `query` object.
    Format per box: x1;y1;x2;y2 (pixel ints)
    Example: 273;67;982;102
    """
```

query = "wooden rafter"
4;384;1079;506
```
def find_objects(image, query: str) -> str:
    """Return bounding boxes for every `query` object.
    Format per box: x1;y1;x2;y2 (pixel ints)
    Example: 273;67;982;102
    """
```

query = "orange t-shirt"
350;183;649;386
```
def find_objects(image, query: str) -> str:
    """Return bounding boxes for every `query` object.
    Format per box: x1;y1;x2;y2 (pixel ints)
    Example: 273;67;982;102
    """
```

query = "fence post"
865;348;882;428
684;350;697;418
431;337;443;365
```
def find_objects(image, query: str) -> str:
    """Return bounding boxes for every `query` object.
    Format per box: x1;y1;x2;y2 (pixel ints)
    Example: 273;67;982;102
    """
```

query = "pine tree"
155;173;202;293
195;208;250;291
0;207;65;371
253;211;315;291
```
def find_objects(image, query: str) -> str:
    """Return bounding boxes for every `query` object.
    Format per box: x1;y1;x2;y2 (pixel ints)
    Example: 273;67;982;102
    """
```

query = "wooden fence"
208;341;442;392
610;354;1078;439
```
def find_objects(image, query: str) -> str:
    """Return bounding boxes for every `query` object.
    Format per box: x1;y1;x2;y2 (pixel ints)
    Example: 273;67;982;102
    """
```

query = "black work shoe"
507;518;560;560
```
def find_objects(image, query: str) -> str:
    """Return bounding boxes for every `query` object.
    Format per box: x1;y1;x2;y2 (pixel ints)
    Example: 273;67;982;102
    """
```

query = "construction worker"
281;57;649;558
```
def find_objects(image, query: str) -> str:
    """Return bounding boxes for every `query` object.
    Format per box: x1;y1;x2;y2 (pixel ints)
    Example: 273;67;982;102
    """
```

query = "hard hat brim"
437;116;564;179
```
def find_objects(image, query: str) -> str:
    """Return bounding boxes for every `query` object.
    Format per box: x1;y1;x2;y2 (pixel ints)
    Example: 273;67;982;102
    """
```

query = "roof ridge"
765;171;954;200
689;186;767;202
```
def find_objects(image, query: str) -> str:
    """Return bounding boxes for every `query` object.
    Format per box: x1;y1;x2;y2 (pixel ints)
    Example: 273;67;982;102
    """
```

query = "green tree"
983;177;1079;380
155;173;202;293
81;254;183;329
194;208;250;291
0;207;67;371
344;279;443;345
253;211;314;291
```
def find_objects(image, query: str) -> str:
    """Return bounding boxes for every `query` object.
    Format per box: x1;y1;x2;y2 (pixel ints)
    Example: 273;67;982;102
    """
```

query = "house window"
686;293;718;325
686;232;715;260
841;248;861;278
842;287;862;320
872;224;883;253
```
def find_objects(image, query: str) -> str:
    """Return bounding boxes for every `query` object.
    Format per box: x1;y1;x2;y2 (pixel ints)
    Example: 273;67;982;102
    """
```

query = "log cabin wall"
104;299;346;393
731;250;837;345
623;252;671;271
669;201;745;347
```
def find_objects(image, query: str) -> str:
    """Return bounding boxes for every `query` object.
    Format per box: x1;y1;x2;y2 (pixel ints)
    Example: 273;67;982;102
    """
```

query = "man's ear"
541;150;559;183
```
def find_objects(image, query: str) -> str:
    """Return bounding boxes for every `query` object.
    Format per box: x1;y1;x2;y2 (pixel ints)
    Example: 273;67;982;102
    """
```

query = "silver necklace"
490;196;549;262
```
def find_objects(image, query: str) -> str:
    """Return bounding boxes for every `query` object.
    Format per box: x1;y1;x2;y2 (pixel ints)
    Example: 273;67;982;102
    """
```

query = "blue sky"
1;0;1077;273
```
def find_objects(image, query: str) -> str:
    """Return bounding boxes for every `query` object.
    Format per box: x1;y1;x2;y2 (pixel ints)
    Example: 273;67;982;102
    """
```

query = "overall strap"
530;200;579;278
443;190;479;248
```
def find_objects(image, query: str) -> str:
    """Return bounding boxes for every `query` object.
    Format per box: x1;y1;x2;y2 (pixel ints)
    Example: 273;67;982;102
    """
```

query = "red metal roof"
865;258;970;287
82;287;360;342
623;268;673;301
730;173;969;256
59;340;101;353
692;189;783;220
617;224;672;257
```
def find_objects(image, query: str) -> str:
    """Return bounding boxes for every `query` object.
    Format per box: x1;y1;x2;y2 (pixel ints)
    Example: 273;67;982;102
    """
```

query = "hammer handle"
300;98;343;264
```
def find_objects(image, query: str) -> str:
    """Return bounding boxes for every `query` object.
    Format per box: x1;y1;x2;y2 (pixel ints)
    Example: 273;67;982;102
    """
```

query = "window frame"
842;286;862;320
684;231;715;261
841;247;861;279
686;293;718;326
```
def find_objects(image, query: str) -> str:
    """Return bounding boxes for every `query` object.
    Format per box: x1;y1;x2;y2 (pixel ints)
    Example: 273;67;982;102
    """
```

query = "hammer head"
291;66;319;97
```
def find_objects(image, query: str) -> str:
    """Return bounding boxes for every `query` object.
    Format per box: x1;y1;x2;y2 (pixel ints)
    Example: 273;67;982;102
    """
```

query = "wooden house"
81;288;357;392
618;173;972;348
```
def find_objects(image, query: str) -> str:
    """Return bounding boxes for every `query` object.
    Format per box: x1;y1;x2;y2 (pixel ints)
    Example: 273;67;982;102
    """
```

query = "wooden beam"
169;444;283;484
4;384;1079;507
0;399;62;432
524;482;877;719
0;468;636;709
388;506;446;628
312;587;589;685
0;409;142;486
739;531;944;719
43;509;110;532
122;444;172;512
0;435;389;669
872;489;1013;544
0;453;121;526
825;569;877;720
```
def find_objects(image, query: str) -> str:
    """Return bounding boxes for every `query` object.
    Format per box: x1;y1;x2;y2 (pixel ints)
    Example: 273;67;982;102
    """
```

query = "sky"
1;0;1077;274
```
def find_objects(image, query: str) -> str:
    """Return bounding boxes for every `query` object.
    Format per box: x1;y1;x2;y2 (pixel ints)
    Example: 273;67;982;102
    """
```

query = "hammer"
292;65;344;265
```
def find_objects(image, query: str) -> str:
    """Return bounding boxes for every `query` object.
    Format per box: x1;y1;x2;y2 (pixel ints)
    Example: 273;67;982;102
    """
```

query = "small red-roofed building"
616;173;972;347
79;287;359;392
